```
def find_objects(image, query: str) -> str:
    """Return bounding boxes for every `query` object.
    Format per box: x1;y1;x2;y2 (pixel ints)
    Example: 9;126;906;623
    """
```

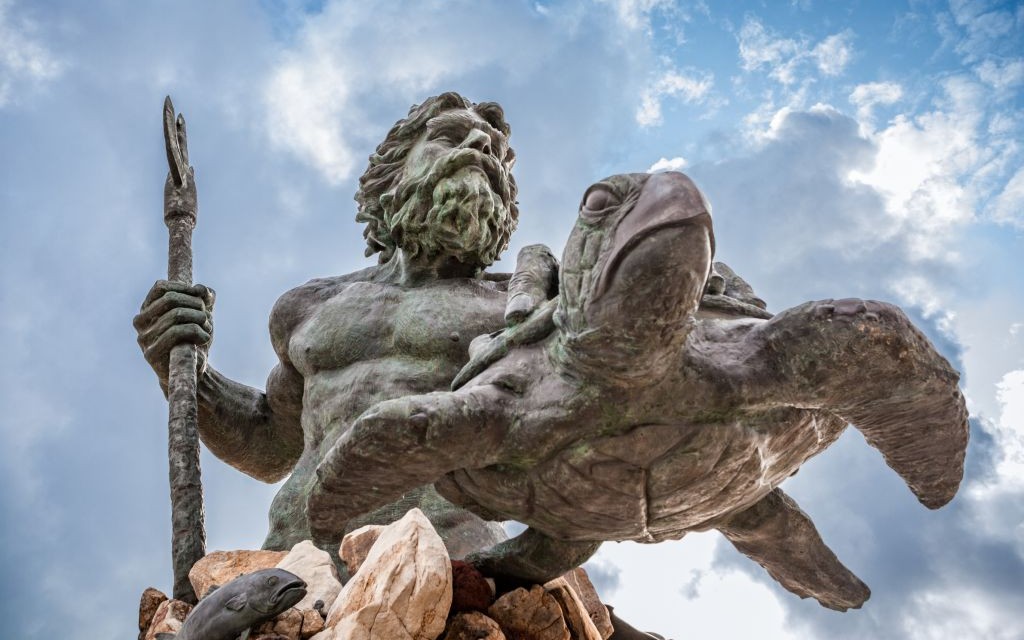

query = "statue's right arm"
135;280;304;483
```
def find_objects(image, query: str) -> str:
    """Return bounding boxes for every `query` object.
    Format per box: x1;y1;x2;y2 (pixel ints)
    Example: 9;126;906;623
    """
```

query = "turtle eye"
582;187;617;212
267;575;279;586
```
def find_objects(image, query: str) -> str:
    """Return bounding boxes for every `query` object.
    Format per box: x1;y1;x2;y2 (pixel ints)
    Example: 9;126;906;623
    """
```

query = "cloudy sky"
1;0;1022;637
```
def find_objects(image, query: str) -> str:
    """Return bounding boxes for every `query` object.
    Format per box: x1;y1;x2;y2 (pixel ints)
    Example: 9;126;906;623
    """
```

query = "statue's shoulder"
269;265;379;356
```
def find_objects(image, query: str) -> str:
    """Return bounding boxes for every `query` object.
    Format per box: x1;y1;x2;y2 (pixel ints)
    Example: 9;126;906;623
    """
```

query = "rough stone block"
143;599;193;640
138;587;167;640
323;509;452;640
339;524;385;577
444;611;506;640
488;585;569;640
189;549;287;599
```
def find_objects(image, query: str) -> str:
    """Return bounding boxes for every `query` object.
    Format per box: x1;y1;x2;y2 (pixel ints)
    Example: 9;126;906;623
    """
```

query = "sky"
0;0;1022;638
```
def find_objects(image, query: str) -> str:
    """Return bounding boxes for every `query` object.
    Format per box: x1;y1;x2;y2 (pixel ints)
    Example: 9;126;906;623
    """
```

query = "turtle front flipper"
307;386;512;543
716;488;870;612
746;298;969;508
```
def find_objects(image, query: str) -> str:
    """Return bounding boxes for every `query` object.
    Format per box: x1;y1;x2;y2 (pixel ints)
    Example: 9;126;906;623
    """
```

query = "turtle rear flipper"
748;298;969;508
308;386;512;542
717;489;870;612
465;526;601;587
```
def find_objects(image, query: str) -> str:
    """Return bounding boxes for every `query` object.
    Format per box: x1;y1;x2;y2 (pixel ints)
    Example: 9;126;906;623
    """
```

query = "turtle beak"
592;171;714;304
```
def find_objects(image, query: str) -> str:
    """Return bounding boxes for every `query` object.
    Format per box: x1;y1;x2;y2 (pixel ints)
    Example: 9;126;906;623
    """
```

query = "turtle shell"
436;408;846;543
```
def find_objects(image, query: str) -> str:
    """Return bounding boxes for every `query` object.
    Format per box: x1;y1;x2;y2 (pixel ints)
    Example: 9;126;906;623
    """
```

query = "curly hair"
354;92;519;264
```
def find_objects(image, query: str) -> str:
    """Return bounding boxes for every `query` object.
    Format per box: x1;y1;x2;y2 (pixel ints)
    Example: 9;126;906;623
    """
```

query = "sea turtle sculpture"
308;171;969;611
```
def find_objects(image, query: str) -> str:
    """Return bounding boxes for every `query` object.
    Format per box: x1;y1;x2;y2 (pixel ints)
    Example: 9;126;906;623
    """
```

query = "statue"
155;569;306;640
306;171;970;612
136;94;968;623
135;92;553;565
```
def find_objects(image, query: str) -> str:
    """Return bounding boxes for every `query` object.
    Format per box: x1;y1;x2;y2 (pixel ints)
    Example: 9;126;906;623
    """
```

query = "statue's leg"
746;298;969;508
716;488;869;611
465;527;601;587
307;386;511;545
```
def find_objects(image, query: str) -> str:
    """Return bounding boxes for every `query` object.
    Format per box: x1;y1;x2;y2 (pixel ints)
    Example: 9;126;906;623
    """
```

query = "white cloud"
596;536;798;640
847;76;993;261
811;30;854;76
902;587;1024;640
263;1;569;184
0;0;62;107
849;81;903;128
598;0;707;42
636;68;714;126
989;370;1024;489
944;0;1022;63
975;57;1024;92
265;56;355;184
648;156;688;172
600;0;676;31
738;18;802;83
990;166;1024;227
737;17;853;85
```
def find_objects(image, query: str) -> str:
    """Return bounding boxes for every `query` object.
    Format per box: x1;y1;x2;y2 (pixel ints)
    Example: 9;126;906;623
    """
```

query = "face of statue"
383;107;516;268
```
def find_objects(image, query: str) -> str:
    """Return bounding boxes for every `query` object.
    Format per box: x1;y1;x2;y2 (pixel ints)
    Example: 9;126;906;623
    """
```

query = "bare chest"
288;279;507;375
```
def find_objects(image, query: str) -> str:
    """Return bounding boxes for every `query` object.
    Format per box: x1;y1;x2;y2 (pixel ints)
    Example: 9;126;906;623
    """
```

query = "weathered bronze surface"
136;92;542;567
136;94;968;617
306;171;969;612
158;96;205;604
155;568;305;640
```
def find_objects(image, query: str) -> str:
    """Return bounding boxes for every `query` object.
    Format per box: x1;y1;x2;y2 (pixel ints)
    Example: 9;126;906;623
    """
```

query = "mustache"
396;147;511;206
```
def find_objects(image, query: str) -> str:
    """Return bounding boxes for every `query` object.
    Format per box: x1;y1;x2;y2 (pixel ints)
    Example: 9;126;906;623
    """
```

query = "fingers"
138;281;214;316
135;281;215;378
506;244;559;326
143;324;211;366
138;307;212;346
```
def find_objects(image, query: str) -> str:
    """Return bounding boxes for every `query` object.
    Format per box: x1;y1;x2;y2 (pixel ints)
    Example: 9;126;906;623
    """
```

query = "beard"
385;148;516;267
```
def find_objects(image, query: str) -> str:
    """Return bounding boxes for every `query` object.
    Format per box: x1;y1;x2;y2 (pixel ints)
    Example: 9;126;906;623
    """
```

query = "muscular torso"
263;266;510;553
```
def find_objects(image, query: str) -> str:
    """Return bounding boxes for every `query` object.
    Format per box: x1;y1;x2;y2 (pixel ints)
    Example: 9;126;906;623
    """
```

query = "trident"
161;95;205;604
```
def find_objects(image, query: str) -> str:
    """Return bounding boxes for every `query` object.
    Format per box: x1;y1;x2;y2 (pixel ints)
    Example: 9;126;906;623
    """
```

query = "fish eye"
267;575;279;586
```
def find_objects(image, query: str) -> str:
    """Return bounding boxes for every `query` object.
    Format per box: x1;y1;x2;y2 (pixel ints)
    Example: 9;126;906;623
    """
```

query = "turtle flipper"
717;488;870;611
748;298;969;508
307;386;511;542
465;526;601;587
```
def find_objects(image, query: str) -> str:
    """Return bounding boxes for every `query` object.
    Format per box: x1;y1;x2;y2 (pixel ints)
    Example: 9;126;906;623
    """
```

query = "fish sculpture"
155;568;306;640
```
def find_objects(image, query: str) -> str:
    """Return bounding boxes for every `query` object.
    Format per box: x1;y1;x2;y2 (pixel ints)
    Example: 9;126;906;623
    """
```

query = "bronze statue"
307;171;969;612
136;94;968;620
135;92;553;564
154;568;306;640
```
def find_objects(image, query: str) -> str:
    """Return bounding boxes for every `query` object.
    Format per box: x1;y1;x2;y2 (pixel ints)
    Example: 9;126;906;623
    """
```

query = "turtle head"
553;171;714;385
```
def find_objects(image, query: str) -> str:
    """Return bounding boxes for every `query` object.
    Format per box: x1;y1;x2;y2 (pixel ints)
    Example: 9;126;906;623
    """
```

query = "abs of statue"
135;92;545;563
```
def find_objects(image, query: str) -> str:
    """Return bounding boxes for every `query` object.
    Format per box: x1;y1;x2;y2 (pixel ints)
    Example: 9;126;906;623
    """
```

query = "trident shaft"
162;95;205;604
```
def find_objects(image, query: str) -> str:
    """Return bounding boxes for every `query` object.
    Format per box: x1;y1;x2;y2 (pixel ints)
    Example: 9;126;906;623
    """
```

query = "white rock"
339;524;385;577
276;540;343;613
322;508;452;640
143;599;192;640
559;568;614;639
188;549;287;599
544;577;604;640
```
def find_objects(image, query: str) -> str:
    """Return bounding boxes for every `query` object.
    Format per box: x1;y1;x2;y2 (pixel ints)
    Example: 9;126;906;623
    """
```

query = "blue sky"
0;1;1022;638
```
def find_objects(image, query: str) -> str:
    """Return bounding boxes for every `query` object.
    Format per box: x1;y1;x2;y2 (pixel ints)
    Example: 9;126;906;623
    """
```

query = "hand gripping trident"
162;95;205;604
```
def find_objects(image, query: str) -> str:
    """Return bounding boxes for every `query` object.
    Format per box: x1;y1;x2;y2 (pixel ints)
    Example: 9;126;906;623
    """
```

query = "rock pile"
138;509;615;640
